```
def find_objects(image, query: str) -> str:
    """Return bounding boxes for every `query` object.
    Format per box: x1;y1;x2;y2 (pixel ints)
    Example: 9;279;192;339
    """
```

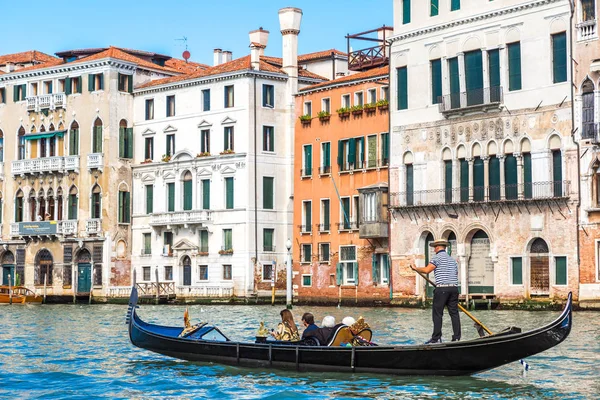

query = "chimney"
222;51;232;63
249;27;269;71
5;62;14;73
279;7;302;94
213;49;223;66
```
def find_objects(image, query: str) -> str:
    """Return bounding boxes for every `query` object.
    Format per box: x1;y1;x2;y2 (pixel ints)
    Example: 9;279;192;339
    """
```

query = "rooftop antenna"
175;36;191;62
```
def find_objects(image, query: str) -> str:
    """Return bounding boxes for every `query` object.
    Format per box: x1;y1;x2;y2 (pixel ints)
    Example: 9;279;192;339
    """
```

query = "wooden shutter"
451;0;460;11
95;126;103;153
167;183;175;212
465;50;483;106
76;77;82;93
489;157;501;200
13;85;19;102
359;137;365;165
353;262;359;286
65;78;72;95
431;59;442;104
226;178;234;209
449;57;460;108
445;160;453;203
48;81;53;94
263;177;273;210
508;42;522;91
118;192;123;222
406;164;414;206
553;150;563;197
225;229;232;250
342;198;350;228
402;0;411;24
555;256;567;285
348;139;356;166
262;84;268;107
473;157;484;201
126;128;133;158
22;84;26;99
337;140;344;166
200;230;208;250
383;133;389;161
323;200;330;229
324;142;331;167
512;257;523;285
146;185;153;214
397;67;408;110
264;229;273;250
183;180;192;211
128;74;133;93
305;201;311;229
125;192;131;223
88;74;95;91
372;254;380;284
552;32;567;83
202;180;210;210
523;153;532;198
505;155;518;199
431;0;439;16
488;49;500;87
336;263;343;285
98;73;104;90
304;145;312;175
119;127;125;158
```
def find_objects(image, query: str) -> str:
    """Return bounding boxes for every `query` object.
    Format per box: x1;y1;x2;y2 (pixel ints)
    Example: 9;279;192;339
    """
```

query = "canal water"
0;303;597;399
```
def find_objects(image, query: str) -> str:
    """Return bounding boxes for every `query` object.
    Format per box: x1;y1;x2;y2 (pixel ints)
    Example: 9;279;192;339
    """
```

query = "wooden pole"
89;263;93;305
155;268;159;305
43;274;47;304
271;261;275;306
8;273;12;305
73;263;77;304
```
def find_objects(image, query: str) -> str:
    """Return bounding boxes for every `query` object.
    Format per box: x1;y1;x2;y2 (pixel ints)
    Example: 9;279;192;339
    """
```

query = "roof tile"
0;50;58;65
299;65;389;92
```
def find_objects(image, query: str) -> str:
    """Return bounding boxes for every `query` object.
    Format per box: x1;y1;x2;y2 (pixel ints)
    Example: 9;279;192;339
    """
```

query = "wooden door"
2;265;15;285
183;265;191;286
530;255;549;295
77;263;91;293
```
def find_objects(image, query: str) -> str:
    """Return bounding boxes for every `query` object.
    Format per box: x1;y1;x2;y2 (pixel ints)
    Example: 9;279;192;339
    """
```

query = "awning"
24;130;66;140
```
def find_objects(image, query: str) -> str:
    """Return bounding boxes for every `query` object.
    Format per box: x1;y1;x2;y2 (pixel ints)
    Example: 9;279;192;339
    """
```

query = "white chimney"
279;7;302;94
5;63;15;73
250;27;269;71
213;49;223;66
222;51;232;63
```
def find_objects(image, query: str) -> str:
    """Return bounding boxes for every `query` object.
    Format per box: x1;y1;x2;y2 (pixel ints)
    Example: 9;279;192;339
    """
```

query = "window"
465;50;483;106
263;177;274;209
302;201;312;233
68;122;79;156
523;151;532;199
166;133;175;156
353;196;360;228
381;133;389;166
508;42;522;91
321;199;330;231
68;187;78;220
201;129;210;154
202;179;210;210
15;191;24;222
582;80;595;139
143;267;151;281
406;163;414;206
225;177;234;209
431;59;442;104
144;137;154;160
166;95;176;117
488;49;501;102
303;144;312;176
91;185;102;219
200;230;209;253
555;256;567;285
339;245;357;285
202;89;211;111
92;118;102;153
444;159;453;203
354;91;363;107
372;254;390;285
223;265;232;280
118;190;131;223
145;184;153;214
224;126;234;151
263;84;274;107
505;153;518;200
263;228;274;251
145;99;154;120
165;265;173;281
450;0;460;11
431;0;439;16
13;84;26;101
367;88;377;104
118;73;133;93
167;182;175;212
65;77;81;95
262;263;274;281
402;0;411;24
381;86;389;101
0;130;3;162
337;138;364;171
119;120;133;158
321;142;331;174
322;98;331;113
342;94;350;108
183;172;193;211
340;197;351;229
88;73;104;91
366;136;378;169
319;243;330;262
489;155;501;201
0;87;5;104
199;265;208;281
448;57;460;109
58;79;65;93
553;150;563;197
223;229;233;251
143;233;152;255
363;192;377;222
397;67;408;110
511;257;523;285
582;0;596;22
304;101;312;117
302;244;312;263
263;126;274;152
163;232;173;255
473;156;484;201
224;85;234;108
302;275;312;287
552;32;567;83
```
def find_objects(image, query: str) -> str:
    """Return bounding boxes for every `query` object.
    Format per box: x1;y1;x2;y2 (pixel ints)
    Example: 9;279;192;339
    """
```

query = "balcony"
298;224;312;234
11;155;79;176
346;26;392;71
390;181;571;209
359;221;388;239
263;245;276;252
577;19;597;41
150;210;211;227
26;93;66;112
317;223;331;232
87;153;104;171
337;221;359;231
10;220;78;238
439;87;503;116
86;219;102;235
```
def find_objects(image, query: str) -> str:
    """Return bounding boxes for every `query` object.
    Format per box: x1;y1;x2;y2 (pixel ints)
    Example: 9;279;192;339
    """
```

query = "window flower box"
351;105;364;115
336;107;351;118
198;251;209;256
161;154;171;162
220;149;235;155
219;249;234;255
317;111;331;122
364;103;377;113
377;99;389;110
197;152;211;158
299;114;312;125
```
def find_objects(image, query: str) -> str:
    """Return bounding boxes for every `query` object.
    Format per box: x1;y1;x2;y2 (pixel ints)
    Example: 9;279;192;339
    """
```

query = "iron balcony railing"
319;166;332;175
317;223;331;232
300;168;312;178
337;221;359;231
390;181;571;208
439;86;503;113
298;224;312;233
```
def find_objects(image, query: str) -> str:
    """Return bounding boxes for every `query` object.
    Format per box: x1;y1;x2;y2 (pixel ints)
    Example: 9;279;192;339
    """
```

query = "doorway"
468;230;494;294
530;238;550;296
182;256;192;286
77;249;92;293
2;251;15;286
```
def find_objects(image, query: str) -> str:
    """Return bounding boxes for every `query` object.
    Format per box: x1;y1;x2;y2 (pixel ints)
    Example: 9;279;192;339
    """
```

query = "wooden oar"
411;267;493;337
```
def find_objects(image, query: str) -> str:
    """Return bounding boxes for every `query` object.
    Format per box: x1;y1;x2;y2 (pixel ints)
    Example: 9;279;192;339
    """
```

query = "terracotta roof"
298;49;346;62
0;50;58;65
13;58;66;73
70;47;179;73
300;65;389;92
164;58;209;73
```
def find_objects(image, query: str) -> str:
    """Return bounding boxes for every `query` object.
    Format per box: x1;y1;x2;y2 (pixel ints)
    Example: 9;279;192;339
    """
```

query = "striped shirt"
431;250;459;286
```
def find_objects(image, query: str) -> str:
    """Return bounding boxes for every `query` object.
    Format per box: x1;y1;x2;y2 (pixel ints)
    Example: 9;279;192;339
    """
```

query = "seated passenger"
342;316;356;326
321;315;336;328
303;316;337;345
271;309;300;342
301;312;318;339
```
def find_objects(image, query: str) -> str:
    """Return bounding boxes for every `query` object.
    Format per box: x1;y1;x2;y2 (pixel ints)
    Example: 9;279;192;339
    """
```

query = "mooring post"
89;263;93;305
43;274;47;304
8;273;12;305
155;268;159;305
73;264;77;304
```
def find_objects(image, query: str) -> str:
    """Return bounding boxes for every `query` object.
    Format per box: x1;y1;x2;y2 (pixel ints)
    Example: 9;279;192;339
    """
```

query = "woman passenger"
271;309;300;342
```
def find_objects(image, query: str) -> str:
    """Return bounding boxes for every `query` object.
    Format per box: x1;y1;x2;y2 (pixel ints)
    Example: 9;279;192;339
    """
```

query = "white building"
130;8;339;298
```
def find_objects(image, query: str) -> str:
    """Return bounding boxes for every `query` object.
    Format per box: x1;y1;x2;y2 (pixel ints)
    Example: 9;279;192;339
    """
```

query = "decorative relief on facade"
211;164;222;171
436;129;441;144
465;126;471;142
458;125;464;136
428;130;434;141
235;162;246;169
551;114;559;124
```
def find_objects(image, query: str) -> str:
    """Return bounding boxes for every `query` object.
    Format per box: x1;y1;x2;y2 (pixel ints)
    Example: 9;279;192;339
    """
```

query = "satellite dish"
182;50;191;61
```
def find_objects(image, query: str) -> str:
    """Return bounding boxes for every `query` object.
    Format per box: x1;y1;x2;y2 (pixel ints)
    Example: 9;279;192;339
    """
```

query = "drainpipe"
387;38;393;301
254;74;258;297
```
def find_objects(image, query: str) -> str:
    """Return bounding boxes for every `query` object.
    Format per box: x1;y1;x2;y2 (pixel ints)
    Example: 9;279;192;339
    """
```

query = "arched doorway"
530;238;550;296
182;256;192;286
76;249;92;293
424;232;434;298
35;249;53;286
1;251;15;286
468;230;493;294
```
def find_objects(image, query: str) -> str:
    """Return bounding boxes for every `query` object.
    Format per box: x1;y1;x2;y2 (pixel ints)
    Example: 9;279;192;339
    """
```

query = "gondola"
126;287;572;376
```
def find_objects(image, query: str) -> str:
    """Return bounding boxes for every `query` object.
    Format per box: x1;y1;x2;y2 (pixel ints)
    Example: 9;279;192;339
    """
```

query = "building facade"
389;0;577;301
293;67;391;304
0;47;180;297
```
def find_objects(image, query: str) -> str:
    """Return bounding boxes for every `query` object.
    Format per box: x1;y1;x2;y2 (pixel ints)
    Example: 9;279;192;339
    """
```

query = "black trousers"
432;287;461;341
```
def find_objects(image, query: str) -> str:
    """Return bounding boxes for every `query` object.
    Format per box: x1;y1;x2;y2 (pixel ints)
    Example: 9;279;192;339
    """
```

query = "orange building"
293;66;390;305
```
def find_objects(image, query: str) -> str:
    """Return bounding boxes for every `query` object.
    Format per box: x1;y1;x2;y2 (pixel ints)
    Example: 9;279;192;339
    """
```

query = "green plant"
219;249;234;255
317;110;331;118
220;149;235;155
161;154;171;162
197;152;211;157
364;102;377;110
376;99;389;107
336;107;351;114
350;105;364;112
141;158;153;164
299;114;312;121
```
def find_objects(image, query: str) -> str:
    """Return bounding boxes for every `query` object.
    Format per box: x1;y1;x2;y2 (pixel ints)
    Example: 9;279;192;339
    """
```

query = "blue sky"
1;0;392;65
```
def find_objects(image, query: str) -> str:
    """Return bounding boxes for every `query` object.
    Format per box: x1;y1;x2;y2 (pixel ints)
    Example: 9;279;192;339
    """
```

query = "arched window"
56;188;63;221
15;190;24;222
549;135;562;197
68;186;78;220
442;148;452;203
38;189;46;220
182;255;192;286
403;152;414;206
521;138;532;198
0;129;4;162
530;238;550;295
47;189;55;221
183;171;193;211
488;142;500;201
91;185;102;219
119;119;132;158
92;118;103;153
48;123;56;157
69;121;79;156
29;190;37;222
118;186;131;223
582;79;595;140
473;143;484;201
0;191;3;224
35;249;53;286
504;140;518;200
18;127;25;160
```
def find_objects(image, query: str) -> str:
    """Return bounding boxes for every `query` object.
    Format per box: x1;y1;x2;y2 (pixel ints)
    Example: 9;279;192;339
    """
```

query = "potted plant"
351;105;364;115
299;114;312;125
161;154;171;162
220;149;235;155
377;99;389;110
218;248;234;255
197;152;211;158
364;102;377;113
317;110;331;122
336;107;351;118
141;158;153;164
199;251;209;256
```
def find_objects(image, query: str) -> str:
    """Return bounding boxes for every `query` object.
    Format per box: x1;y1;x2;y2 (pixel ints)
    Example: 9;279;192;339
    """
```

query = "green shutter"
359;137;365;165
126;128;133;158
552;32;567;83
200;231;208;251
167;183;175;212
119;127;125;158
342;198;350;228
465;50;483;106
445;160;453;203
323;200;330;229
13;85;19;102
402;0;411;24
88;74;95;92
69;195;78;219
304;145;312;175
473;157;484;201
397;67;408;110
489;156;500;200
348;139;356;166
451;0;460;11
324;142;331;167
98;73;104;90
225;229;232;250
226;177;234;209
48;81;52;94
337;140;344;166
69;129;79;156
431;0;439;16
128;74;133;93
22;84;26;99
372;254;380;284
118;192;123;222
264;229;273;250
262;84;267;106
224;128;228;150
305;201;312;229
353;262;359;286
263;177;273;209
449;57;460;109
125;191;131;223
553;150;563;197
336;263;343;285
202;180;210;210
383;133;389;161
505;155;518;199
512;257;523;285
431;59;442;104
146;185;153;214
183;180;192;210
488;49;500;87
555;256;567;285
76;77;82;93
406;164;414;206
508;42;522;91
524;153;532;199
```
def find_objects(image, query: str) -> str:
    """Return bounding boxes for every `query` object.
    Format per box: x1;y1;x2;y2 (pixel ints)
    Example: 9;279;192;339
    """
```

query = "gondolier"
411;239;461;344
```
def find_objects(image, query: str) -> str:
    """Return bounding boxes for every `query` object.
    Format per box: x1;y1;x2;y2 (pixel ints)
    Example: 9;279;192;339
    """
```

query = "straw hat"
429;239;449;247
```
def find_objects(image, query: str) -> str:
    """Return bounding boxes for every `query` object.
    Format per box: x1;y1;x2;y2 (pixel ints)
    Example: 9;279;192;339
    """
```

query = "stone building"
574;0;600;303
0;47;183;298
388;0;577;302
